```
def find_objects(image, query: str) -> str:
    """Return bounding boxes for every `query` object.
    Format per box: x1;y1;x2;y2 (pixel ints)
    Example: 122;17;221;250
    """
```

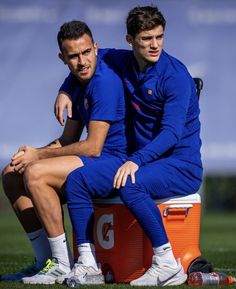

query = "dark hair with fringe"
126;6;166;37
57;20;94;51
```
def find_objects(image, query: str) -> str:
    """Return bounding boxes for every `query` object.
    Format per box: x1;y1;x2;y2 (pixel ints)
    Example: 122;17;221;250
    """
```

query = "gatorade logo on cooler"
97;214;114;249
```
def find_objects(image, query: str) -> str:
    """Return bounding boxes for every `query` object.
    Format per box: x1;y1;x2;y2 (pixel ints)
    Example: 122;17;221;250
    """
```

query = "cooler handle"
163;204;193;217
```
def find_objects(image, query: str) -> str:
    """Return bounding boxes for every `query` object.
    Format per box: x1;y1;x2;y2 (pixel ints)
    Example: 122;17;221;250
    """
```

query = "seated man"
0;20;127;284
56;5;202;287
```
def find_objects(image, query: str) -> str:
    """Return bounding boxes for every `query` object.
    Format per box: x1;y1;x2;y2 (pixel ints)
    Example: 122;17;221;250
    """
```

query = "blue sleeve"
99;48;131;74
89;74;123;122
128;74;192;167
59;73;77;95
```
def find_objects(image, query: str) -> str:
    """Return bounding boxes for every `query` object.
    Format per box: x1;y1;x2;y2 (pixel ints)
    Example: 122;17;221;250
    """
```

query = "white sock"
78;243;98;269
27;228;52;269
153;242;178;268
48;233;73;269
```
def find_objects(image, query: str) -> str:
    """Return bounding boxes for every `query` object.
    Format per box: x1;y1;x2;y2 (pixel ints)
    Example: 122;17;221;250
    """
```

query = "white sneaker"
22;258;71;284
130;258;187;286
0;261;40;282
66;261;105;287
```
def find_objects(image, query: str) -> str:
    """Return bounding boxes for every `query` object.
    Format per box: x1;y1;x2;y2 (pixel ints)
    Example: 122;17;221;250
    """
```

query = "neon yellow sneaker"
22;258;71;284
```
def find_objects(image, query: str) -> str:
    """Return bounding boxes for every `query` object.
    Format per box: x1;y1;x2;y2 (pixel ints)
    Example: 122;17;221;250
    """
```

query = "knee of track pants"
119;177;148;208
65;169;93;209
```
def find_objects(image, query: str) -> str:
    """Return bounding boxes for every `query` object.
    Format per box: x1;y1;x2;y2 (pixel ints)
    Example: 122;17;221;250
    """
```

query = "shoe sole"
162;273;187;286
130;273;187;286
23;280;55;284
67;274;105;286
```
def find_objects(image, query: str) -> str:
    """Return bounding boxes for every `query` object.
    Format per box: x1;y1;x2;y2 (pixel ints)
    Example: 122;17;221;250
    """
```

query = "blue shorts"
72;153;127;198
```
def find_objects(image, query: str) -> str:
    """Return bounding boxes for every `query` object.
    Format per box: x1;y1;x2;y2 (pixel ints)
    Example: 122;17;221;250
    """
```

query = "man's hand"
113;161;139;189
54;92;72;126
11;146;39;174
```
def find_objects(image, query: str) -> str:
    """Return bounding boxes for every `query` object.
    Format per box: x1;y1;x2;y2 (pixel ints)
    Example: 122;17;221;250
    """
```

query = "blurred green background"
203;176;236;212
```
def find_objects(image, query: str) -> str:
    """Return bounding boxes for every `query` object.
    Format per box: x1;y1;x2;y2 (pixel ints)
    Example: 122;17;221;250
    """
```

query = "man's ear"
94;42;98;56
126;34;133;47
58;52;66;64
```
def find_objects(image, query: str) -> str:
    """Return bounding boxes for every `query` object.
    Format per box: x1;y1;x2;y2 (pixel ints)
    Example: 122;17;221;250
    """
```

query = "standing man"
1;20;127;285
56;6;202;286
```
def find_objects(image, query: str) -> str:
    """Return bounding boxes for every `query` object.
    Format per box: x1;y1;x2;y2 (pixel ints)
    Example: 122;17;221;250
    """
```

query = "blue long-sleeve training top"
60;49;202;169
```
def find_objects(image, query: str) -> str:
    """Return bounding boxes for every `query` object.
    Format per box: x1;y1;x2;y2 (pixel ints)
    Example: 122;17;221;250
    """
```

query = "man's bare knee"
24;162;43;188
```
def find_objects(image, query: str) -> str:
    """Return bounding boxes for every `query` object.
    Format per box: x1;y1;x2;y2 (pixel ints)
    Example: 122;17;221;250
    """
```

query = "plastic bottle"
66;276;80;288
188;272;235;286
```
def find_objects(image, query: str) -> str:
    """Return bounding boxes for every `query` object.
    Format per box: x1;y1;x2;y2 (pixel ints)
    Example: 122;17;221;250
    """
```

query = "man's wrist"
127;156;142;167
37;148;47;160
58;90;71;99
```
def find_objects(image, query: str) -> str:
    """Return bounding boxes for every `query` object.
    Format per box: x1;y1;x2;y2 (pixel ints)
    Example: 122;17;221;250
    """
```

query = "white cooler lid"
93;192;201;204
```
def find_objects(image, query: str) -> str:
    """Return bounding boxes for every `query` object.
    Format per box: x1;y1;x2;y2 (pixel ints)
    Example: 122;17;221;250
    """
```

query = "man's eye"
157;34;164;40
83;49;91;55
142;37;151;41
68;55;77;59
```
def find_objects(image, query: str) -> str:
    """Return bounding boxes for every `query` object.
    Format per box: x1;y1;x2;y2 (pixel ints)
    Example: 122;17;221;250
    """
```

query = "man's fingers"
68;102;72;118
113;169;121;188
121;173;128;187
114;170;125;189
54;100;65;126
58;107;65;126
14;163;24;173
12;150;24;160
11;157;22;166
18;167;25;174
114;174;122;189
17;145;27;153
130;171;136;184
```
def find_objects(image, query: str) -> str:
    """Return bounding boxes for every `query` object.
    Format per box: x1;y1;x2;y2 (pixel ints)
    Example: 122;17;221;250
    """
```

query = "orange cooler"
73;193;201;283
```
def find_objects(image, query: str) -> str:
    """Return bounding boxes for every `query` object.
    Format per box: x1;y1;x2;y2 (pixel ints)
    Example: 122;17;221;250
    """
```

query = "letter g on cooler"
97;214;114;249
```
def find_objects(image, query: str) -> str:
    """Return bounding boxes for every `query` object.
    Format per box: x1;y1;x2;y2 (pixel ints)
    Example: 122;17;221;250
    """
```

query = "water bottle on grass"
188;272;235;286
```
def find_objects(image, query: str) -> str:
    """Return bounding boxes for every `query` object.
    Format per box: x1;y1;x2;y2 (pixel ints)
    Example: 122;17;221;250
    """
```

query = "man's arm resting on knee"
11;118;84;172
35;119;110;159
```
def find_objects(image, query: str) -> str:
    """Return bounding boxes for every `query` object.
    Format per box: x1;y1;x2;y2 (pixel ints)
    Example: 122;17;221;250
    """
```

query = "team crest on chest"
84;98;89;110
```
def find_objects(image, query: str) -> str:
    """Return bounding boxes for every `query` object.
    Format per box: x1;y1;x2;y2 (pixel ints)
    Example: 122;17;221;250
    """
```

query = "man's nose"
78;55;86;65
150;38;158;49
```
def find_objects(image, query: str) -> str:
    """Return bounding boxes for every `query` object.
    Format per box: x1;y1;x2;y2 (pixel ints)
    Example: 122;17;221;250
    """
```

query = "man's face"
127;25;164;72
59;34;98;84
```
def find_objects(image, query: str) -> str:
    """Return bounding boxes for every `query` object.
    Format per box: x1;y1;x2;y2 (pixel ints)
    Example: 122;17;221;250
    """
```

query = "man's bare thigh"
28;155;83;191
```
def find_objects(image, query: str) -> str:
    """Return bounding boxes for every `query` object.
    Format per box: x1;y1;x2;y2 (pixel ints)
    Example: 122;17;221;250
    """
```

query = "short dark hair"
126;6;166;37
57;20;94;52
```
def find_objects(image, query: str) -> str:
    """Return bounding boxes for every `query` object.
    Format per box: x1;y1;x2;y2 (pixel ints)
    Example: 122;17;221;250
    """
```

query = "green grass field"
0;210;236;289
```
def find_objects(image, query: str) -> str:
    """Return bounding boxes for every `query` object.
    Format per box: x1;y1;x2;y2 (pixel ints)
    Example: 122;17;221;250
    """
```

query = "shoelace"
74;263;92;275
41;259;56;274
